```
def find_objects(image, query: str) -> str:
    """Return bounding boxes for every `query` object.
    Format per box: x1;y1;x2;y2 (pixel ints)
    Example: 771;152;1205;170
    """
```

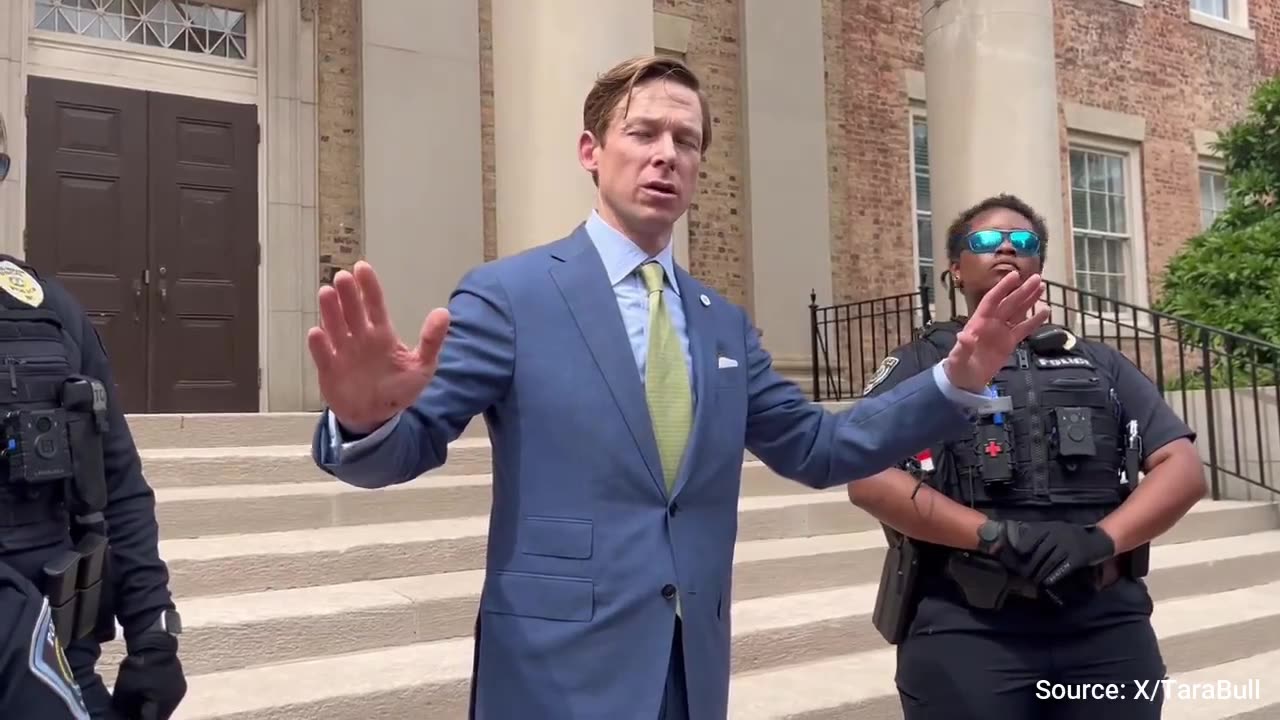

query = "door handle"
157;266;168;322
132;276;142;323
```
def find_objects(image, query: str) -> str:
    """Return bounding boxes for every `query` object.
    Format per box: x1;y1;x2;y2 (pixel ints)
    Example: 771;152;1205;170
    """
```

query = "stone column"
920;0;1068;319
265;0;321;411
740;0;834;365
0;0;31;259
489;0;654;255
360;0;484;343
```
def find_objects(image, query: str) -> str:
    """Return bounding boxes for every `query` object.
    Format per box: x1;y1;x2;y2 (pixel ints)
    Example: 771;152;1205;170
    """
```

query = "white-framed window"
1189;0;1253;39
1192;0;1228;18
32;0;254;64
1067;138;1149;319
1198;166;1228;231
909;112;934;296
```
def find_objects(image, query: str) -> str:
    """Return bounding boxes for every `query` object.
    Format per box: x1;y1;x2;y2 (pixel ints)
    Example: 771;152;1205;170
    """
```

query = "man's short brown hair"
582;55;712;153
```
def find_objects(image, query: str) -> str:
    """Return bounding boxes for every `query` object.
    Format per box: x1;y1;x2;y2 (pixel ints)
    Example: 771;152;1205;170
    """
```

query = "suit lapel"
672;266;718;499
548;229;666;496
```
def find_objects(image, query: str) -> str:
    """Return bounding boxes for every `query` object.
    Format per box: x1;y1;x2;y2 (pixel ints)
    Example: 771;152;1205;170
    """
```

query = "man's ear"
577;130;600;174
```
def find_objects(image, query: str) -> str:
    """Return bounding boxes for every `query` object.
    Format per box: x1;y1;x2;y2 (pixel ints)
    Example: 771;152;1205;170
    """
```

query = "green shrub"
1156;74;1280;380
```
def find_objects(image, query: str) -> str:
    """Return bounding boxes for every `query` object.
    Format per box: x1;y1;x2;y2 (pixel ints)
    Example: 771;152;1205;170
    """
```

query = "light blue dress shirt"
324;211;990;459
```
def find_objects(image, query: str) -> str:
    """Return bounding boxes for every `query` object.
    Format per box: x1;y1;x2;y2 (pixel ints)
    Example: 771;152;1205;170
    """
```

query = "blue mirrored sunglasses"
965;228;1040;256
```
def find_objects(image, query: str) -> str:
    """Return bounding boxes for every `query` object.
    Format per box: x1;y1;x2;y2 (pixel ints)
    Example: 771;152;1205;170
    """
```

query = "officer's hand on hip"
110;630;187;720
941;270;1049;392
307;260;452;435
994;520;1116;587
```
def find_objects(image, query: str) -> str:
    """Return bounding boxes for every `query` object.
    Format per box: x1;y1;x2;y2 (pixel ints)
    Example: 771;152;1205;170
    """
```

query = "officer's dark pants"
3;541;120;720
895;617;1166;719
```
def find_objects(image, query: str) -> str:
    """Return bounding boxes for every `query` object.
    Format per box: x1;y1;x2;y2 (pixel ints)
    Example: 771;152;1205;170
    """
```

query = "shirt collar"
584;210;681;297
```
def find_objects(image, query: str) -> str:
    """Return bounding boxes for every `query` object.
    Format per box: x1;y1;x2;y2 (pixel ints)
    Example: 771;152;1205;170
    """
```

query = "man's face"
952;206;1044;298
578;78;703;245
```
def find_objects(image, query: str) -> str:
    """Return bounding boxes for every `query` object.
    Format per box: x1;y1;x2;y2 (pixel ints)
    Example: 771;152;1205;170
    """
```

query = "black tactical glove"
998;520;1116;587
111;631;187;720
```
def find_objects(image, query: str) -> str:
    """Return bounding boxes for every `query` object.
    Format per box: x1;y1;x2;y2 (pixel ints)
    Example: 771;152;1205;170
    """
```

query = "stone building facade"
0;0;1275;413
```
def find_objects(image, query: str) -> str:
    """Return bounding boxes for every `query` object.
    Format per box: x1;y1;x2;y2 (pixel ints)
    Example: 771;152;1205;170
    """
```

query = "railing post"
809;289;821;401
1201;330;1221;501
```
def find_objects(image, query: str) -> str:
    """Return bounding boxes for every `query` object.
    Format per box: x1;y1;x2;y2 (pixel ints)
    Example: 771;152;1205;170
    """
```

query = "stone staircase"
95;410;1280;720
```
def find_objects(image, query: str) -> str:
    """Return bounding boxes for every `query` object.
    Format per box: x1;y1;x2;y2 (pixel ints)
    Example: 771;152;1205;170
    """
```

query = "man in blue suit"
307;55;1047;720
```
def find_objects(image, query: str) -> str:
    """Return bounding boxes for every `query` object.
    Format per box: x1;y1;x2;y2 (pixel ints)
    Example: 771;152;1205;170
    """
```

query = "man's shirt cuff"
324;410;401;462
931;362;996;412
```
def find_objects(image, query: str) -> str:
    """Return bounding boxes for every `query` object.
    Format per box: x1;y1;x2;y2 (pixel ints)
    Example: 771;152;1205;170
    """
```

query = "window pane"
1074;234;1088;271
917;215;933;262
31;0;250;61
1104;237;1123;275
1070;151;1087;190
1192;0;1228;19
1087;236;1107;275
1071;189;1090;229
1105;156;1124;195
1090;192;1109;230
1107;274;1124;304
1108;195;1127;234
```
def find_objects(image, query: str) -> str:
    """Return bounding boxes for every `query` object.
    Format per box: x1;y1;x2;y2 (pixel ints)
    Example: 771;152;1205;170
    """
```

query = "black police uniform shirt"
0;257;175;713
860;326;1197;634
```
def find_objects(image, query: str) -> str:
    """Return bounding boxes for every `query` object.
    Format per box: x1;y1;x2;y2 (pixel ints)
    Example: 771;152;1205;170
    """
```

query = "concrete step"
152;462;823;539
158;491;871;597
138;439;494;488
164;576;1280;720
126;403;858;451
152;497;1279;598
126;411;491;450
138;439;776;489
110;527;1280;679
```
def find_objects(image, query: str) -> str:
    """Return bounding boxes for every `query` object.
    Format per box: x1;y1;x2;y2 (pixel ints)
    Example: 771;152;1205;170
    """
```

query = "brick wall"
315;1;1278;320
315;0;363;285
653;0;750;308
827;0;1280;308
1055;0;1280;296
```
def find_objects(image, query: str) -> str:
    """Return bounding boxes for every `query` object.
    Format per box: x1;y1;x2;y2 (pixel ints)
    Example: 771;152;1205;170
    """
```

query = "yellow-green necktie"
640;262;692;494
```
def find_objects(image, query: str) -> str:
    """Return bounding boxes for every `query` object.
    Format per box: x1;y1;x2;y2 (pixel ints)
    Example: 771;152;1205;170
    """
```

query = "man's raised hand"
942;270;1049;393
307;261;450;434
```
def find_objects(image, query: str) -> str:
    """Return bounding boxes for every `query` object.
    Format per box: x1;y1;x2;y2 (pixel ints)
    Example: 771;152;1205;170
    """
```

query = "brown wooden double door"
26;76;259;414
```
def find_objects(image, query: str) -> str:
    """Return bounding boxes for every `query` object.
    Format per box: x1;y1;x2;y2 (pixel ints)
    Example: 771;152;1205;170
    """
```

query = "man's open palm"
307;261;450;434
942;270;1049;393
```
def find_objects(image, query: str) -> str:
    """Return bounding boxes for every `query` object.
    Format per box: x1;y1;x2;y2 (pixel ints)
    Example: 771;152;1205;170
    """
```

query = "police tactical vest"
914;320;1127;515
0;256;84;553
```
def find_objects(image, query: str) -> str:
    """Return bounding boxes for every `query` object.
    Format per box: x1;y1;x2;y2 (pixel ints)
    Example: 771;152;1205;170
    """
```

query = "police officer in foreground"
851;194;1207;719
0;146;186;719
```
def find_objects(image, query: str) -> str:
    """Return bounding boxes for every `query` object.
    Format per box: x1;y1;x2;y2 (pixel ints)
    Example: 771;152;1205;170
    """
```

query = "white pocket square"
717;356;739;369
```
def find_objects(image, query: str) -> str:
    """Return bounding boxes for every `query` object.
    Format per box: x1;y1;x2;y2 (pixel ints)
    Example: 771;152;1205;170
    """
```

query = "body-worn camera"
2;407;74;485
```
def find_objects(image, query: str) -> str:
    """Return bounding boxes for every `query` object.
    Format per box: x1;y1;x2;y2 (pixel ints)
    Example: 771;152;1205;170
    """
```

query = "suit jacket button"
668;502;678;516
661;584;677;600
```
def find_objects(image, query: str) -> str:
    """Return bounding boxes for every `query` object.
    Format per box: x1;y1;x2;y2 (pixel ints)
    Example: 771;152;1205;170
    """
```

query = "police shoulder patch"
0;260;45;308
862;356;900;396
28;597;90;720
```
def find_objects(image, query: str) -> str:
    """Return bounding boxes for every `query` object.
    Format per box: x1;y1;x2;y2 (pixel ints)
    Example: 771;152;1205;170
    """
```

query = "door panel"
147;91;259;412
25;77;149;413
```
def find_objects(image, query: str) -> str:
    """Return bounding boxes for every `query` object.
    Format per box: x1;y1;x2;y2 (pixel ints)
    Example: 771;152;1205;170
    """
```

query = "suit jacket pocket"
520;515;593;559
482;570;595;622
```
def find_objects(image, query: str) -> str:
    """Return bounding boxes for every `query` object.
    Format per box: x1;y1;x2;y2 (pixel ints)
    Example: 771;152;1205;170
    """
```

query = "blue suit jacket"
312;225;976;719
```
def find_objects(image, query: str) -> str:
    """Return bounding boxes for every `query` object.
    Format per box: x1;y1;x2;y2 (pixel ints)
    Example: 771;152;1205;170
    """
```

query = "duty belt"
940;550;1123;610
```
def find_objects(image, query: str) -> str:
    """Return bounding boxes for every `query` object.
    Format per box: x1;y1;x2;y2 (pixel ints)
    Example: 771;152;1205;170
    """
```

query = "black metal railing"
809;279;1280;500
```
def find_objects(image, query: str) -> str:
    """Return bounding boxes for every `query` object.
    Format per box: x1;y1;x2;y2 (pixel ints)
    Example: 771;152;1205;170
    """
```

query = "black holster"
41;375;114;646
943;550;1042;610
872;527;922;645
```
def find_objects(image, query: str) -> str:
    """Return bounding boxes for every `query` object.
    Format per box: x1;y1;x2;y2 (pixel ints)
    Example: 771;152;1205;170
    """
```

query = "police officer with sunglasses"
851;194;1207;719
